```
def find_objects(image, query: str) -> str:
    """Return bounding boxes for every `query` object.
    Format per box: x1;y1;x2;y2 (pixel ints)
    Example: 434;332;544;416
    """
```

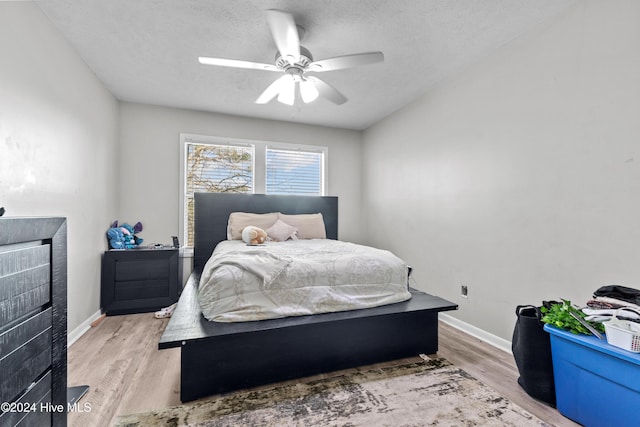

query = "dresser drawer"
0;309;52;404
0;245;51;326
0;217;68;427
0;371;52;427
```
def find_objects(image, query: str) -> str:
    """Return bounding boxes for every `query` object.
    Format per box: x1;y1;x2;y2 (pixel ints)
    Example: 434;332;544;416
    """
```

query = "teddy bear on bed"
241;225;268;245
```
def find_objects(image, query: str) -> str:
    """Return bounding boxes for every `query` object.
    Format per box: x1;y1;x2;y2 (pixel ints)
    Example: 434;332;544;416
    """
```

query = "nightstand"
101;247;179;315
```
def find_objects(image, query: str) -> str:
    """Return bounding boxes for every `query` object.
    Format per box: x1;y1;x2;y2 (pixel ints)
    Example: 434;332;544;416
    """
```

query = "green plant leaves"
540;299;605;335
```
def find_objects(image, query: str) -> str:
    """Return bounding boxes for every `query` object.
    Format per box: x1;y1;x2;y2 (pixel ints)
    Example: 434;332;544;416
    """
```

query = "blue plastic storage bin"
544;324;640;427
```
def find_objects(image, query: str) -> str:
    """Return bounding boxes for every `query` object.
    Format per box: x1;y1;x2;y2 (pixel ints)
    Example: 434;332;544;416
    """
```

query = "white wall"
10;0;635;346
0;2;361;334
118;102;363;273
0;3;119;334
363;0;640;341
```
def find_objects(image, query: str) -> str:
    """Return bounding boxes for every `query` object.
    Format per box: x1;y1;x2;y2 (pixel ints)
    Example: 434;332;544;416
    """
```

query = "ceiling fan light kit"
198;9;384;107
300;79;319;103
277;75;296;105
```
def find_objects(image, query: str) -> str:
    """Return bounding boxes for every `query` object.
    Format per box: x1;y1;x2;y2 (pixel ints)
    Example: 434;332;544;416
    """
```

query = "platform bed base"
160;273;457;402
160;193;457;402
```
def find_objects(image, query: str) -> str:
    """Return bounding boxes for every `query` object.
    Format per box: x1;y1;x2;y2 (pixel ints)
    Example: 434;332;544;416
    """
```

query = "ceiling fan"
198;9;384;106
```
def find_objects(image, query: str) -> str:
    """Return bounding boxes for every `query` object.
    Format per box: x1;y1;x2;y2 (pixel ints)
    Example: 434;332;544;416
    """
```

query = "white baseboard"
439;312;512;355
67;309;102;348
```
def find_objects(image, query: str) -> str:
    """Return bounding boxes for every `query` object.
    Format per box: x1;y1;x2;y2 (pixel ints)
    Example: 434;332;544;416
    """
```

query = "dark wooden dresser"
101;248;179;315
0;217;67;427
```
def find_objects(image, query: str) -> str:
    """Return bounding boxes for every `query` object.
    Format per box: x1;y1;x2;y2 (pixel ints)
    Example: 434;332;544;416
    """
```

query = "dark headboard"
193;193;338;271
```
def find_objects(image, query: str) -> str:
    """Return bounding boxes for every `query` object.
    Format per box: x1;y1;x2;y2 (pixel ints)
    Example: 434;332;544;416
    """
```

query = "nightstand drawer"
101;248;179;315
115;258;169;281
114;279;170;300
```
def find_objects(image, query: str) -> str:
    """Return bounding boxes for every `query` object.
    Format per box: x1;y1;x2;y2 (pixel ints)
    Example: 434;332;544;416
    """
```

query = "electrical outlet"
461;285;468;298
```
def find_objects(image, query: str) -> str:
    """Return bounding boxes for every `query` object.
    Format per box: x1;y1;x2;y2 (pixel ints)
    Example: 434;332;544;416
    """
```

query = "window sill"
180;247;194;258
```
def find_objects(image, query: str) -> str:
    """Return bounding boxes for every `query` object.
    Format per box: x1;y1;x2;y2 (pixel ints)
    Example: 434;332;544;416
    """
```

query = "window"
183;142;253;247
266;148;324;195
180;134;327;249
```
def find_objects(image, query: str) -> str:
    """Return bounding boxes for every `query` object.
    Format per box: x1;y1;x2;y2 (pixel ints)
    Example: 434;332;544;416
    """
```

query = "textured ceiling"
36;0;575;130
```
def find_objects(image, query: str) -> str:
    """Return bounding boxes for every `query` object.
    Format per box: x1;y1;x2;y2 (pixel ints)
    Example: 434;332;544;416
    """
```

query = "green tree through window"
185;143;253;246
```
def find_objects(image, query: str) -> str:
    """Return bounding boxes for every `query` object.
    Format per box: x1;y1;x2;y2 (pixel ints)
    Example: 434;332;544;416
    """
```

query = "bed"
159;193;457;402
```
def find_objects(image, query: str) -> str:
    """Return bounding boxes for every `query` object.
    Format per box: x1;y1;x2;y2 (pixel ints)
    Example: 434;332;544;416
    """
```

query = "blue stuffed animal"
106;226;125;249
106;220;143;249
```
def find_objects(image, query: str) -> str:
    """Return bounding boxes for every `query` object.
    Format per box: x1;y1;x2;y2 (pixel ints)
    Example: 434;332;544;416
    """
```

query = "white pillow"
266;219;298;242
227;212;278;240
277;213;326;239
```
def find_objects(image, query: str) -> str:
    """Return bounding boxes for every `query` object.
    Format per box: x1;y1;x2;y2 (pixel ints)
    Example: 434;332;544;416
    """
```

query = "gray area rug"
115;357;549;426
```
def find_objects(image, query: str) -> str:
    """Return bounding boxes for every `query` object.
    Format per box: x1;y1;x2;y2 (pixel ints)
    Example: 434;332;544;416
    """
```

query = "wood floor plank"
67;314;180;426
437;322;579;426
110;321;181;417
67;313;579;426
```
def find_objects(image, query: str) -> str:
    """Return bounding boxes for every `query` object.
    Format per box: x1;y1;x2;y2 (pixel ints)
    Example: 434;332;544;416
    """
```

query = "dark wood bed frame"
159;193;457;402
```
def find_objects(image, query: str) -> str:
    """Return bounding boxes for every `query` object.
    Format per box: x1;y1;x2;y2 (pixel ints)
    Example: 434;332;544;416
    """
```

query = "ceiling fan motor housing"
275;46;313;76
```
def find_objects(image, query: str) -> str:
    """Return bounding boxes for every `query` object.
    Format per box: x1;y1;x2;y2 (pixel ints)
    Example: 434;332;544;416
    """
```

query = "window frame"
180;133;328;253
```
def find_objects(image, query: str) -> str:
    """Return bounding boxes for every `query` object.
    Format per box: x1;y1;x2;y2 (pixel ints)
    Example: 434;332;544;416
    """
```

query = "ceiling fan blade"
265;9;300;64
255;75;289;104
199;57;279;71
307;76;348;105
309;52;384;72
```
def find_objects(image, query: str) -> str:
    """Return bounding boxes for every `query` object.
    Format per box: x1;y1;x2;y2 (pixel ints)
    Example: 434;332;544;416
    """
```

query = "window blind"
265;148;323;195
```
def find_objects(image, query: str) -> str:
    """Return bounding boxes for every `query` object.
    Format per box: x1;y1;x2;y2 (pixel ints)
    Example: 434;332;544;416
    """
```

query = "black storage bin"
512;305;556;406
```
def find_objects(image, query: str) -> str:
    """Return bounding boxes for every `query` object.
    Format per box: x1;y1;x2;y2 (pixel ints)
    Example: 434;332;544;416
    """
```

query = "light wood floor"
67;313;578;426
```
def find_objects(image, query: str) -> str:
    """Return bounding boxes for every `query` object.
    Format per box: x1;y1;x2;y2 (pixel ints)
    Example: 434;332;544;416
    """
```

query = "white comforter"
198;239;412;322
